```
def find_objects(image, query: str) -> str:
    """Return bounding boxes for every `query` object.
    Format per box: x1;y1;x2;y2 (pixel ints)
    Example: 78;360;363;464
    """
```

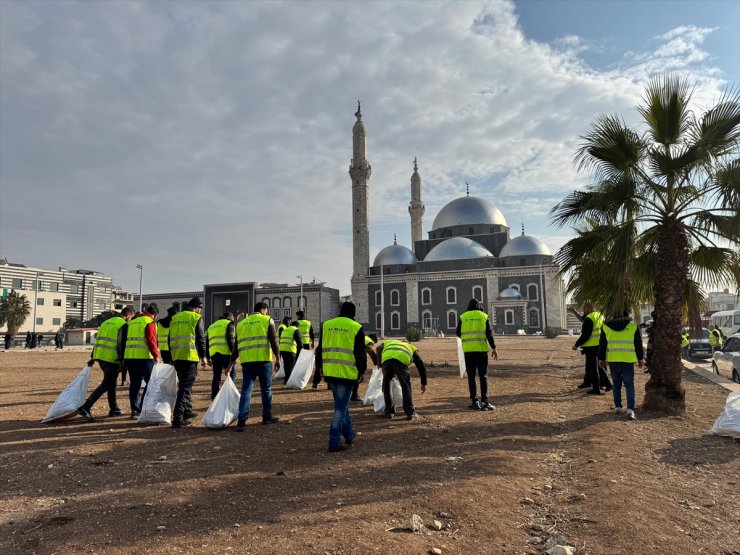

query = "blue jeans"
609;362;635;410
126;359;154;413
237;362;273;421
328;381;355;449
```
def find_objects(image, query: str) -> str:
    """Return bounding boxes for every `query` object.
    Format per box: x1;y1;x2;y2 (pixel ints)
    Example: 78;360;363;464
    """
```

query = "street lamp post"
31;272;45;347
136;264;143;312
296;274;303;313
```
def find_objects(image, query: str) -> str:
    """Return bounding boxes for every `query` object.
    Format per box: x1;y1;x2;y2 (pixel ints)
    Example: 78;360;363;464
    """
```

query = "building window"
37;298;44;306
504;310;514;325
35;280;43;291
12;278;22;289
36;317;43;325
375;290;382;306
472;286;483;303
509;284;519;292
421;288;431;305
527;283;538;300
529;308;539;328
283;296;291;307
447;310;457;329
375;312;382;331
390;289;400;306
261;297;270;307
468;227;474;234
52;318;61;326
53;299;62;307
284;308;291;318
69;283;79;294
272;297;281;308
446;287;456;304
390;311;400;330
273;309;281;321
422;310;433;330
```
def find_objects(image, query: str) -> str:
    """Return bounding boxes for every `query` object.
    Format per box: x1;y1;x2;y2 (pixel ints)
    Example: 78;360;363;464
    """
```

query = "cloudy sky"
1;0;738;296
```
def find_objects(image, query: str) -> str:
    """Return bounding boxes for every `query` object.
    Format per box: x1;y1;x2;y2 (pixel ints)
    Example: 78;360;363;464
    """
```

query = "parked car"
683;327;713;360
712;333;740;384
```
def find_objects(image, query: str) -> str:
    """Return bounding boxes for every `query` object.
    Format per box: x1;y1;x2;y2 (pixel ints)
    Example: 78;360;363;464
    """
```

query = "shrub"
405;326;425;342
544;326;559;339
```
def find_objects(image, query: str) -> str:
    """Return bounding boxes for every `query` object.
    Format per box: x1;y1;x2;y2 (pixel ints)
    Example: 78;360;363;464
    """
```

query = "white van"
710;310;740;338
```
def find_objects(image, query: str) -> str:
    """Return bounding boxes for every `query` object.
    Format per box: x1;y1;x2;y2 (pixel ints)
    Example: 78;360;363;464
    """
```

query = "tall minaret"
349;101;371;322
408;157;425;246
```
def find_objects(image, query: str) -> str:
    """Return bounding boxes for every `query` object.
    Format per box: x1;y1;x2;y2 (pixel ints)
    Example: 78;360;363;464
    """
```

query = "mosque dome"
431;195;507;230
499;287;522;299
499;234;552;258
424;237;494;262
373;243;418;266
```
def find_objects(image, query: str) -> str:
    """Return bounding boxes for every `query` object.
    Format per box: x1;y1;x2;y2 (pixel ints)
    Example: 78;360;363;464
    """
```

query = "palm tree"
0;291;32;336
551;74;740;414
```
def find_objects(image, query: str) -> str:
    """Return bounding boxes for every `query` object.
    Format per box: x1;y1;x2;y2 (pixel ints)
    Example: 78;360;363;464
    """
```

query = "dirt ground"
0;336;738;555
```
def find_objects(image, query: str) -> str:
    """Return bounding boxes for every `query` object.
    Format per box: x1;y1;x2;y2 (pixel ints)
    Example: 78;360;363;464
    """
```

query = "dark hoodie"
597;316;644;362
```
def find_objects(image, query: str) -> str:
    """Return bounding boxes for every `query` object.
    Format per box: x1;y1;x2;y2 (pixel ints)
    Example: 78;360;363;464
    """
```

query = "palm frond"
574;115;645;181
637;73;693;148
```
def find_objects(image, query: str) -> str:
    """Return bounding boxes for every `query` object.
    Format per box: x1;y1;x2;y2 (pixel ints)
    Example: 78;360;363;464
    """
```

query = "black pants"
83;361;121;412
351;378;361;401
174;361;197;422
161;350;172;364
126;359;154;413
581;347;611;388
382;360;415;416
280;352;297;385
120;365;128;384
211;353;235;399
464;351;489;403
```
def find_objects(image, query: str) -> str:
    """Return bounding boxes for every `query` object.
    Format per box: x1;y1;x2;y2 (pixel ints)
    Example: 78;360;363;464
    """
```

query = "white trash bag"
202;376;240;429
710;391;740;438
138;363;178;425
457;337;467;378
363;367;383;405
42;366;92;423
285;349;315;390
372;377;404;413
274;356;285;381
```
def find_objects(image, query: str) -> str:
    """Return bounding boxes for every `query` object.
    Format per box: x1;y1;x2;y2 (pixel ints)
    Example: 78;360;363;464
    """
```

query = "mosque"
348;103;567;335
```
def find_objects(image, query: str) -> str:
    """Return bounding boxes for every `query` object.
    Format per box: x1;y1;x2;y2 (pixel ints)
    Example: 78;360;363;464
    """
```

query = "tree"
0;291;32;336
551;74;740;414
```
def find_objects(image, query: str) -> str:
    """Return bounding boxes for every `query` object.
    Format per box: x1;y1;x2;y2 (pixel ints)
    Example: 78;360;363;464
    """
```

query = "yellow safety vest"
124;315;154;360
237;313;273;363
93;316;126;364
321;317;361;380
207;318;232;357
364;336;374;346
709;329;723;347
156;322;170;353
279;325;299;353
681;333;689;348
460;310;489;353
381;339;416;366
297;319;312;345
604;323;638;363
582;312;604;347
170;310;202;362
278;323;287;337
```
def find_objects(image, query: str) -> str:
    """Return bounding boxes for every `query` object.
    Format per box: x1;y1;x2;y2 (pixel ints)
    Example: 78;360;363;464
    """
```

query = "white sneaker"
626;409;636;420
614;407;626;415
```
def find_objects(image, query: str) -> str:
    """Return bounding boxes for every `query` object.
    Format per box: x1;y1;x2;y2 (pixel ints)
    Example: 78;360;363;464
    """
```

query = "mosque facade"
348;105;567;335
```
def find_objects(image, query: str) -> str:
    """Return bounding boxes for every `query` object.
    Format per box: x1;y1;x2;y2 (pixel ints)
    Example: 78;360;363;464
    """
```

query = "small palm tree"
0;291;31;336
551;74;740;414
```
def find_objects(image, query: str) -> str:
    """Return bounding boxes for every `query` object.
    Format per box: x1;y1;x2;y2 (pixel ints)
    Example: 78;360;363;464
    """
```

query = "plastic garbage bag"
710;391;740;438
274;356;285;380
372;377;403;413
138;363;178;425
42;366;92;423
285;349;315;389
457;337;467;378
202;376;240;429
363;367;383;405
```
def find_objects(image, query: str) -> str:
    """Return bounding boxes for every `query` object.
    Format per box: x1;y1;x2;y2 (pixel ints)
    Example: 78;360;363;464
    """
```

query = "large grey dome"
499;287;522;299
499;234;551;258
424;237;494;262
373;244;418;266
432;196;507;230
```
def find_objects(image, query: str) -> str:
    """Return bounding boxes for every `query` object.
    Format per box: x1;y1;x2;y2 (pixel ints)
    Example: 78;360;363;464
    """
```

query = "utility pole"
136;264;143;312
297;274;303;313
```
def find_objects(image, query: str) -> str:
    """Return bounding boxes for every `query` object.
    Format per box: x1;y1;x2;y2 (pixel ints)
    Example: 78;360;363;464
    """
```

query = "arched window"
422;310;433;329
283;296;292;307
375;312;382;331
529;308;539;328
390;311;400;330
446;286;456;304
504;309;514;325
447;310;457;329
509;284;519;292
527;283;538;300
272;297;281;308
261;297;270;308
375;290;382;306
472;286;483;303
421;288;431;305
390;289;400;306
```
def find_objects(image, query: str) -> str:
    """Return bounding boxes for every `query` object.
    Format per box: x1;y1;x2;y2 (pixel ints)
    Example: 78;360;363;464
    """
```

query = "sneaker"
172;419;192;428
469;400;482;410
385;413;395;420
406;412;419;421
328;444;348;453
603;384;613;392
262;416;279;425
586;389;603;395
350;396;361;402
311;384;318;390
614;407;626;415
480;402;495;411
130;411;140;420
345;435;356;445
236;419;247;432
626;409;636;420
77;406;95;422
108;408;123;417
184;410;198;420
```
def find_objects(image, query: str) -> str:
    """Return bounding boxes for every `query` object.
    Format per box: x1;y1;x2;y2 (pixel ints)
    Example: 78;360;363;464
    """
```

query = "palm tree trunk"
643;217;687;413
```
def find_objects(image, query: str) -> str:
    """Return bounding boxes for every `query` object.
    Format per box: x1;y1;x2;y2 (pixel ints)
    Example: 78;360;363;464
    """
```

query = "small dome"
432;196;507;230
373;244;418;266
499;235;551;258
424;237;494;262
499;287;522;299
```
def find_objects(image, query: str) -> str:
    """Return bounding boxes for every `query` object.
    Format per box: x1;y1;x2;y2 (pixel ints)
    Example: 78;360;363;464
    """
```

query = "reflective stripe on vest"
381;339;416;367
93;316;126;363
170;311;202;362
297;319;311;345
460;310;489;352
321;317;361;380
604;322;638;363
279;325;299;354
582;312;604;347
236;313;272;363
207;319;232;357
156;322;170;352
124;315;154;360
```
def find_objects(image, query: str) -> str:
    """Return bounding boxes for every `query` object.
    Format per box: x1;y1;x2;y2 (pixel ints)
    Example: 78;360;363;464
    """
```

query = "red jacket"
136;311;160;360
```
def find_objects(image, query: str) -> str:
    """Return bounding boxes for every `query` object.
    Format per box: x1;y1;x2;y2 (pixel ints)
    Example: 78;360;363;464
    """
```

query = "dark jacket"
315;325;367;384
574;315;595;349
598;316;644;362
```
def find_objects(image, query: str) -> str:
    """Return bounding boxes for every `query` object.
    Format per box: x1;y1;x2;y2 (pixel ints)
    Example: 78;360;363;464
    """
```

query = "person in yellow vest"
681;330;690;360
376;339;428;420
295;310;315;349
277;316;291;338
315;301;366;452
206;312;237;399
233;302;281;431
572;304;613;393
124;303;161;419
157;306;178;364
350;333;379;402
77;306;135;421
708;324;724;352
278;320;303;385
456;299;498;410
598;311;645;420
170;297;208;428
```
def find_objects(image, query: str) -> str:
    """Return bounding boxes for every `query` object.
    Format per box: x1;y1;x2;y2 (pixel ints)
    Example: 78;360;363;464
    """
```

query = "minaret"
408;157;425;246
349;101;371;323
